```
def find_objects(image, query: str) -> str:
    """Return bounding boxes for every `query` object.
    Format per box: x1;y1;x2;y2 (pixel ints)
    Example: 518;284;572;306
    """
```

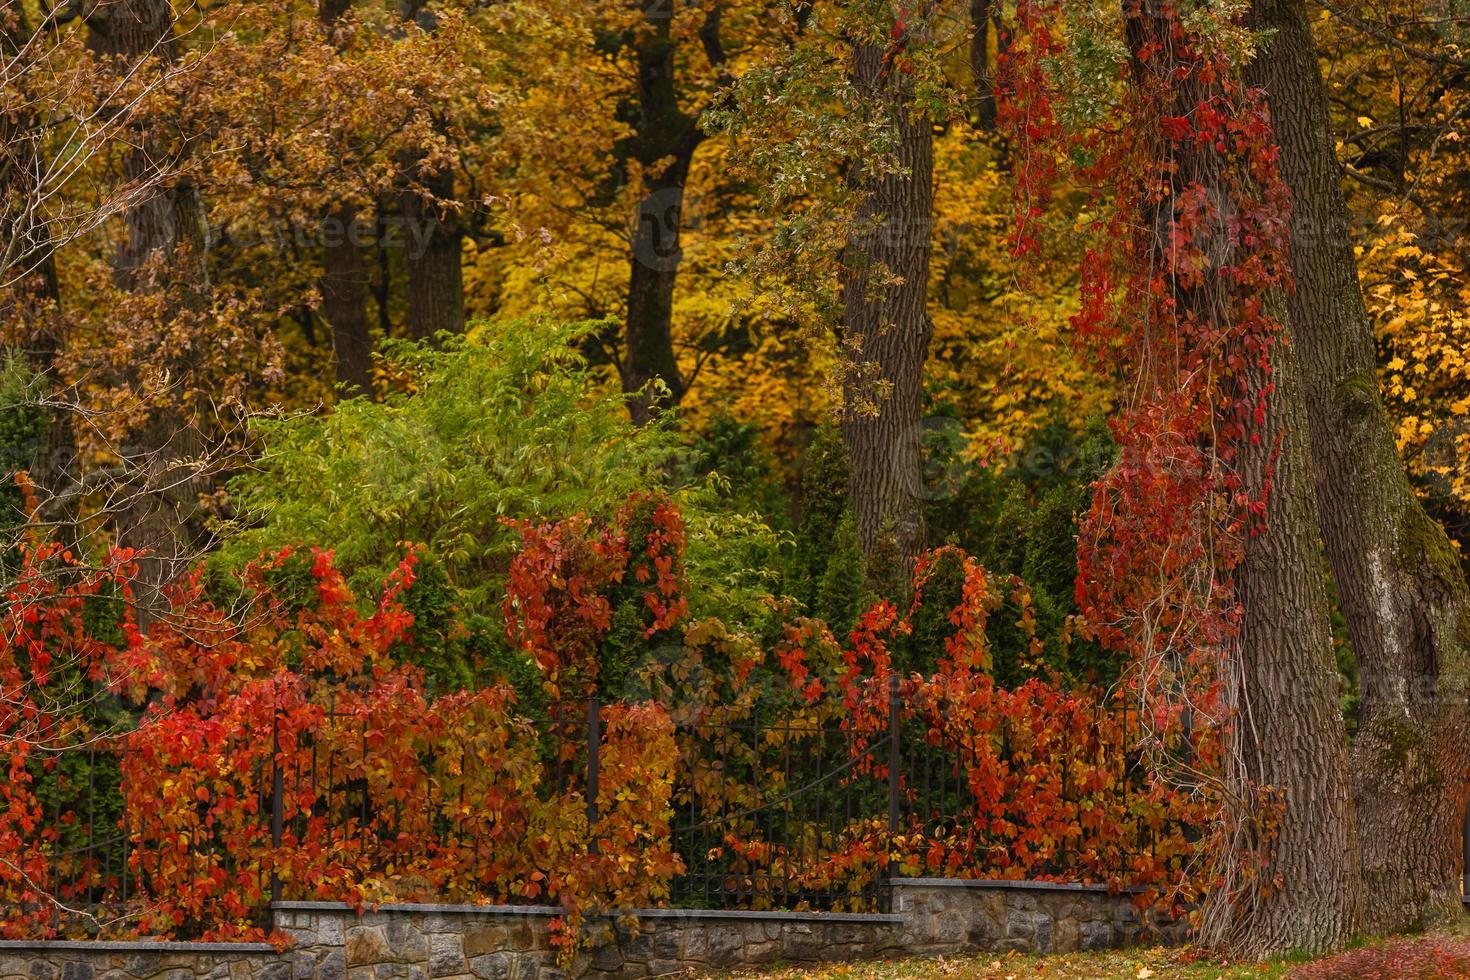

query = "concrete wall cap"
0;940;279;953
889;878;1140;894
270;901;902;924
271;900;564;917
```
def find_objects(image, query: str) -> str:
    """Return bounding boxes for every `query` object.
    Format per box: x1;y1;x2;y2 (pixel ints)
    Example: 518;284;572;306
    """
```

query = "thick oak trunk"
839;43;934;586
320;206;373;393
1246;0;1470;932
318;0;373;394
1121;1;1358;953
90;0;207;612
621;2;700;425
400;161;464;340
1218;329;1361;955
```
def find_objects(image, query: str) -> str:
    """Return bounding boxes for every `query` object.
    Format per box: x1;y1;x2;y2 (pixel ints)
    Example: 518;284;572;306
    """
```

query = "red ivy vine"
1000;0;1301;920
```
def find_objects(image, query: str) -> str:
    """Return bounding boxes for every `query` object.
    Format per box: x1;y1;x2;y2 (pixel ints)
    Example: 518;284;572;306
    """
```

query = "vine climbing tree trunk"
1117;1;1359;954
839;40;934;589
1247;0;1470;933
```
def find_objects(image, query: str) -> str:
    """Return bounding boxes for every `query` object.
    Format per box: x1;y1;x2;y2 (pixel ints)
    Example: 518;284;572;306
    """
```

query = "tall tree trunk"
317;0;374;393
621;1;701;425
393;0;464;343
1247;0;1470;933
1218;326;1361;955
90;0;197;284
89;0;207;613
399;160;464;340
1;0;72;507
969;0;996;129
1120;1;1359;954
320;206;373;393
839;43;934;588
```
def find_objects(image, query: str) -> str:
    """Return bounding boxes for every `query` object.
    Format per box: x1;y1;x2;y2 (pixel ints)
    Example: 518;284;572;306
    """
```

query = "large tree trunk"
1218;328;1361;955
320;206;373;393
399;160;464;340
90;0;197;283
89;0;207;613
1119;1;1359;954
624;161;693;425
392;0;464;343
1246;0;1470;933
317;0;374;393
839;43;934;589
621;1;700;425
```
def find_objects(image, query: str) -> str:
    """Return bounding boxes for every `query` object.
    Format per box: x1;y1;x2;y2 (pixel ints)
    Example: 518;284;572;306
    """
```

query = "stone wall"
0;940;283;980
274;902;905;979
0;881;1187;979
891;878;1185;956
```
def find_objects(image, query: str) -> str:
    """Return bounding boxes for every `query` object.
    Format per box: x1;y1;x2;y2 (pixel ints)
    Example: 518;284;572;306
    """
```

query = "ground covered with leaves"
717;923;1470;979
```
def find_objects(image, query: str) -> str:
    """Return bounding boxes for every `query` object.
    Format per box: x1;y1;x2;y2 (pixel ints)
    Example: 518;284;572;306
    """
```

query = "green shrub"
216;318;790;691
688;415;791;525
216;318;685;616
811;511;871;638
0;352;49;578
925;415;1120;688
790;424;873;633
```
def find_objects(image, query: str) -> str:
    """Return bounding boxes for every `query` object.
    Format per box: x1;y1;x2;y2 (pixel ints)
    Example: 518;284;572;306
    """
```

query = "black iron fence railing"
11;679;1182;936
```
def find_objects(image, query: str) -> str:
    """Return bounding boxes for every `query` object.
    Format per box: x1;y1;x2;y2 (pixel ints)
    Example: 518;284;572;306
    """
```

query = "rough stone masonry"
0;878;1184;979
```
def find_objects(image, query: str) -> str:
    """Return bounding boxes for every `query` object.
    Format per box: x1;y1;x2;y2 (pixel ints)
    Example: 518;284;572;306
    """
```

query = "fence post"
586;694;601;854
270;703;283;905
886;674;901;893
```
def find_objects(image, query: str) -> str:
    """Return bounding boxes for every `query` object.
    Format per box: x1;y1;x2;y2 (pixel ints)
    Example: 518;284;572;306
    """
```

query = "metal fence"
15;679;1176;934
668;680;902;912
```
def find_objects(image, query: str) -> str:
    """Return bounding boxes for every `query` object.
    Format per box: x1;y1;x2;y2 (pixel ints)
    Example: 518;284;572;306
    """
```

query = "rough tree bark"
317;0;373;393
399;159;465;340
1122;1;1359;954
839;42;934;586
1247;0;1470;933
396;0;465;342
1222;326;1362;955
320;205;374;393
620;0;704;425
89;0;208;612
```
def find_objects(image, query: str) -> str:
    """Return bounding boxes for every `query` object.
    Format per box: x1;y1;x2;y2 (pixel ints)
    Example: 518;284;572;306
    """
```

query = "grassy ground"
719;947;1289;980
717;920;1470;979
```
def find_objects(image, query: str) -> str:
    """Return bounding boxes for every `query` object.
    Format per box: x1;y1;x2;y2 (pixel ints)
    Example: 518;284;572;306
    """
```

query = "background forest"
9;0;1466;696
2;0;1470;964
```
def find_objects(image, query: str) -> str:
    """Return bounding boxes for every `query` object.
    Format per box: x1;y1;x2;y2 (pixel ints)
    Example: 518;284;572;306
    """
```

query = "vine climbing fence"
9;677;1192;939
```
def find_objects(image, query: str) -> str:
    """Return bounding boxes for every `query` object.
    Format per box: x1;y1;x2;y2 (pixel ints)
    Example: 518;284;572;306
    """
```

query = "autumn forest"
3;0;1470;972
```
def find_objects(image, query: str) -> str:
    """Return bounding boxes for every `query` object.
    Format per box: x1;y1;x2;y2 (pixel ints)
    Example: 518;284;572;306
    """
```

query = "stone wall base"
0;880;1188;979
